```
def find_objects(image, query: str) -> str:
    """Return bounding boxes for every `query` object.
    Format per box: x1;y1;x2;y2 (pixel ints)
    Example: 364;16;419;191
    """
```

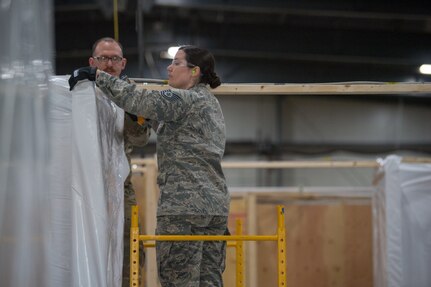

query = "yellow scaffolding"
130;205;287;287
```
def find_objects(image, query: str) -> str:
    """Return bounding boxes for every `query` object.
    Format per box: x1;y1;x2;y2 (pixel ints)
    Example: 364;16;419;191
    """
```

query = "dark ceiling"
54;0;431;83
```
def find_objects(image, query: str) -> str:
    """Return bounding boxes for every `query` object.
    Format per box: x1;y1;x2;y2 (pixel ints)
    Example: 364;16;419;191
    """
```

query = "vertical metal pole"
277;206;287;287
130;205;140;287
275;95;283;185
113;0;119;41
246;194;258;287
136;0;145;77
236;219;244;287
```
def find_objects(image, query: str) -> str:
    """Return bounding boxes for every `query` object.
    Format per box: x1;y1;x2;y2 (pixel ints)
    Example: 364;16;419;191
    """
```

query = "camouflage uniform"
96;72;230;287
122;112;151;287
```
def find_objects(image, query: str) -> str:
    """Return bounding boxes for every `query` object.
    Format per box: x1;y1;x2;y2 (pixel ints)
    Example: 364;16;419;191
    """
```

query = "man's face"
89;41;126;77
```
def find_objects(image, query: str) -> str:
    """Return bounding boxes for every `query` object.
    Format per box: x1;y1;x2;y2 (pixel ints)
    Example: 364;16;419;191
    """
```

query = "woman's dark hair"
179;45;221;89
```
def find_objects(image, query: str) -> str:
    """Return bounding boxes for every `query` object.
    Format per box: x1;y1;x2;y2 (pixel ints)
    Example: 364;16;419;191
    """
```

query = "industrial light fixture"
419;64;431;75
167;46;180;58
160;46;180;59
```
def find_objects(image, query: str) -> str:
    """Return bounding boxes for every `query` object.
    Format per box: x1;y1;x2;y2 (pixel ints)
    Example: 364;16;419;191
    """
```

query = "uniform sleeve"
123;113;151;147
96;71;192;122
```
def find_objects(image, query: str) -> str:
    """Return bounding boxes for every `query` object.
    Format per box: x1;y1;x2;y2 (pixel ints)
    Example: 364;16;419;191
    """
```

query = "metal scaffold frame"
130;205;287;287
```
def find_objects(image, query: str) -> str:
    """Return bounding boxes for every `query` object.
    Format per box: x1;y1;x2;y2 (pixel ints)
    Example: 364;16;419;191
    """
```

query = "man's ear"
89;57;95;66
121;57;127;71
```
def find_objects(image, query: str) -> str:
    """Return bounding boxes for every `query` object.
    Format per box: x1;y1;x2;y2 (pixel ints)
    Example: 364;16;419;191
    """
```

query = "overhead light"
167;46;180;58
160;46;180;59
419;64;431;75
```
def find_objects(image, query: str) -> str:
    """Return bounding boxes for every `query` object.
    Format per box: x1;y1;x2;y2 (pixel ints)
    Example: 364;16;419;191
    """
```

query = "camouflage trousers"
122;185;145;287
156;215;229;287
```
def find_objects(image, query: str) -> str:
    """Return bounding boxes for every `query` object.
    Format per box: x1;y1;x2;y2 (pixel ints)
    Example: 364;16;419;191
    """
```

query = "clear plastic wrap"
1;74;128;287
373;155;431;287
1;0;53;286
66;78;128;287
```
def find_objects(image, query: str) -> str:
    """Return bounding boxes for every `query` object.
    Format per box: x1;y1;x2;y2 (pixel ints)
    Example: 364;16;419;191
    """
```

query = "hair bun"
208;72;221;88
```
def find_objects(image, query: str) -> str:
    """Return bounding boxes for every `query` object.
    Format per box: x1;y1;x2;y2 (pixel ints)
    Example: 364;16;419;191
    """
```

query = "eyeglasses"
93;56;123;63
171;60;196;68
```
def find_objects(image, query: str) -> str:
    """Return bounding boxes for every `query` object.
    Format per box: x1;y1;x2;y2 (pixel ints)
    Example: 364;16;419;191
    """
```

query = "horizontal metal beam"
154;0;431;22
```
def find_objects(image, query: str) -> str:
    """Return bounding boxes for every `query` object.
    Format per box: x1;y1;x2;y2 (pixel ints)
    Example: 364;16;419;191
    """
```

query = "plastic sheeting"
373;155;431;287
48;77;129;287
1;74;128;287
0;0;53;286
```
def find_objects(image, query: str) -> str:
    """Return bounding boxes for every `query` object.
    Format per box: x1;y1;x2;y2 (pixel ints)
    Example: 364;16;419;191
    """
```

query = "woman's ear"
192;66;200;76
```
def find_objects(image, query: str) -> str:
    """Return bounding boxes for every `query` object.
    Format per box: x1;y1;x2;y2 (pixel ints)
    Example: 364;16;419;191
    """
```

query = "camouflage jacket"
121;75;151;190
96;71;230;216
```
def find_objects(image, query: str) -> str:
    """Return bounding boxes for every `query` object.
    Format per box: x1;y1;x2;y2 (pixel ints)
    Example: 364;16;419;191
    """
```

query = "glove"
68;66;97;91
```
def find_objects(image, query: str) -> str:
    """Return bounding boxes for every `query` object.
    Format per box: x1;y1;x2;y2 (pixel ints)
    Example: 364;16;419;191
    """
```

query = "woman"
69;45;230;287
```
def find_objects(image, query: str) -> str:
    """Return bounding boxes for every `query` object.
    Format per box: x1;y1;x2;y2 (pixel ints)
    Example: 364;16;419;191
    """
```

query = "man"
89;37;150;286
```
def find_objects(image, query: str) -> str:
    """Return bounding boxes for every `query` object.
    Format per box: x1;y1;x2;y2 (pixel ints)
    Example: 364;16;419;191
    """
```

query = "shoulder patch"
160;90;181;102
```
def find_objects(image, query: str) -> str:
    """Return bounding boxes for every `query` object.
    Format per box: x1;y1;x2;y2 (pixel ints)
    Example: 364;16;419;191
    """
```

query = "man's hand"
68;66;97;91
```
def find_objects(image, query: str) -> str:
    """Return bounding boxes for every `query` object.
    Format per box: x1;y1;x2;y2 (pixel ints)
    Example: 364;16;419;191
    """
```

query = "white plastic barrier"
75;79;128;287
1;0;53;285
374;155;431;287
1;75;127;287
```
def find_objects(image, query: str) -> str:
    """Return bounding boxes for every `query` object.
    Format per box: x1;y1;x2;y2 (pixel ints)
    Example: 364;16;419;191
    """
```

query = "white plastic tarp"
1;0;128;284
1;0;53;284
48;77;128;287
373;155;431;287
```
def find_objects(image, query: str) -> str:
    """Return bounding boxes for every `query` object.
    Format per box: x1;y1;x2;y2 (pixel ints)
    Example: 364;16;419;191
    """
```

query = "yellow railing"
130;205;287;287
